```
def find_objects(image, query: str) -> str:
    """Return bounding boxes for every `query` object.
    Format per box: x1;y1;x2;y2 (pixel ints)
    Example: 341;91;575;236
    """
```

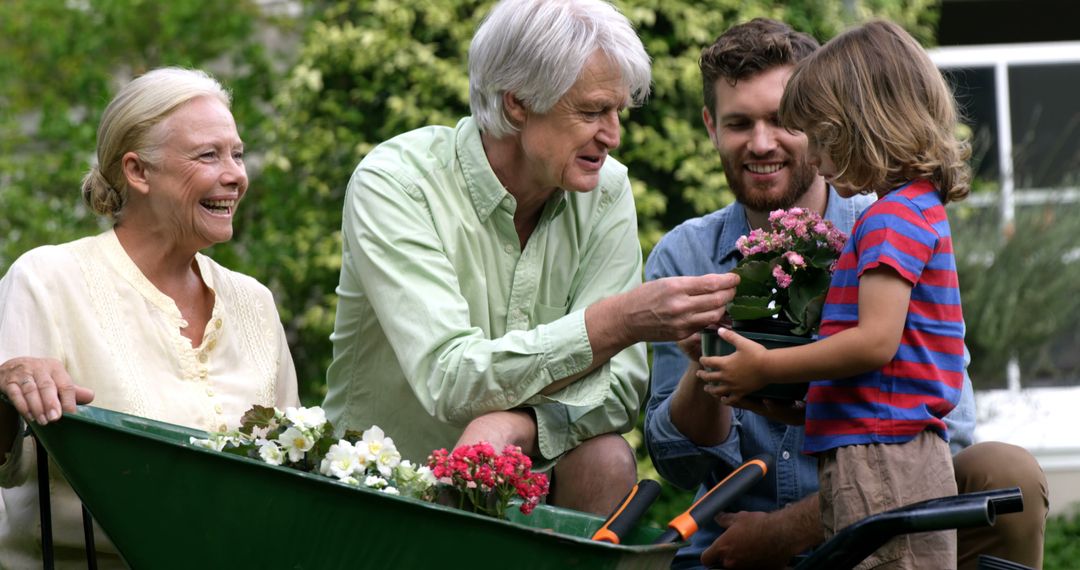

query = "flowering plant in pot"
703;207;848;399
428;442;550;518
189;405;437;499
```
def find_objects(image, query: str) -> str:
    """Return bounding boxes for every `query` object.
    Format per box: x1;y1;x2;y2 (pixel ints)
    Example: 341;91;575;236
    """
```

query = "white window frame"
929;41;1080;390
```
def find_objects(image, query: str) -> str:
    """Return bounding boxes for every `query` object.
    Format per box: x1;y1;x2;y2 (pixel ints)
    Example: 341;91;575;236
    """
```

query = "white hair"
468;0;652;138
82;67;231;218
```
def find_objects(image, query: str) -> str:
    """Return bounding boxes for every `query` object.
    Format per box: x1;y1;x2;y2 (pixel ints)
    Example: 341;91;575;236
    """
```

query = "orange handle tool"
591;479;662;544
654;454;771;544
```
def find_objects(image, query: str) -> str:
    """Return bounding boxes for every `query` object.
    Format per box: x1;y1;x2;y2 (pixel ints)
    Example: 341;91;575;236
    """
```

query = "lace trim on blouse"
71;232;156;419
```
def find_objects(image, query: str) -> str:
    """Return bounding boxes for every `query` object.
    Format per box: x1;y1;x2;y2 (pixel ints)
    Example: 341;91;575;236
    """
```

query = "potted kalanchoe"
189;405;437;500
728;207;847;334
702;207;848;399
428;442;550;518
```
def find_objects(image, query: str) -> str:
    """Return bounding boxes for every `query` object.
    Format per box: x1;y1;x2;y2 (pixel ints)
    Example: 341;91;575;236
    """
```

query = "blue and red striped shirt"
803;179;964;454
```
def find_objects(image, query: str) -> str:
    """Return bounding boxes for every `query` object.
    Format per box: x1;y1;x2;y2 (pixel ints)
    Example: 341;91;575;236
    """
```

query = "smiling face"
512;52;628;194
704;65;821;213
136;96;247;251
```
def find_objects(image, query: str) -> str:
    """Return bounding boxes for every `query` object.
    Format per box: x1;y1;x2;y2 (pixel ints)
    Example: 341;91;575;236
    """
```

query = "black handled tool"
654;454;771;544
591;479;663;544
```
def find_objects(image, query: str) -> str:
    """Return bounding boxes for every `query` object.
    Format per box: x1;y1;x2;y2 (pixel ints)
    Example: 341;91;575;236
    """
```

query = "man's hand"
703;511;796;569
0;357;94;425
610;274;739;344
702;496;823;569
676;331;703;362
730;397;806;426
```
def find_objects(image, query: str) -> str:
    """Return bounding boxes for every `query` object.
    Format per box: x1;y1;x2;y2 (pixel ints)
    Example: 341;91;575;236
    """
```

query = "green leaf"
728;296;780;321
240;405;278;433
808;247;839;269
342;429;365;443
220;443;256;458
785;269;832;331
732;260;775;298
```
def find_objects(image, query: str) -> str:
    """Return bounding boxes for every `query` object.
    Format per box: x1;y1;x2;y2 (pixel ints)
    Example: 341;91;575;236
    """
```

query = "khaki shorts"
818;431;958;570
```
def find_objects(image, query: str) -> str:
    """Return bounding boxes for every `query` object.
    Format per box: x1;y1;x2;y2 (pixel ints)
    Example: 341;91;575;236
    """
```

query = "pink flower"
772;265;793;288
783;251;805;268
729;206;849;335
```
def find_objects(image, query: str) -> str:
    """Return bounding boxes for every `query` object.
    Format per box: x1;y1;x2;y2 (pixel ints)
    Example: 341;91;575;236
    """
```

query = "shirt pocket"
533;301;569;326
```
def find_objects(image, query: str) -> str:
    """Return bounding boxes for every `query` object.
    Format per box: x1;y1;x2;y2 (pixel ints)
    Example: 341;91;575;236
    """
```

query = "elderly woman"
0;67;298;568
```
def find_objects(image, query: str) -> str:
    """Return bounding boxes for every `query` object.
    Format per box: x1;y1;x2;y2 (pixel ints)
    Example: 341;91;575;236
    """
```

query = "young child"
699;20;970;569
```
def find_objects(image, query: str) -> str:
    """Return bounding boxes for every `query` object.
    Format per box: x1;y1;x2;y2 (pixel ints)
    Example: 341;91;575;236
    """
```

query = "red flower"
427;441;550;518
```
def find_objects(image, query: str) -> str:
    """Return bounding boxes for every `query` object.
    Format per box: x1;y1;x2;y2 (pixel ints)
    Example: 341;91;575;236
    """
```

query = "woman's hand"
0;357;94;425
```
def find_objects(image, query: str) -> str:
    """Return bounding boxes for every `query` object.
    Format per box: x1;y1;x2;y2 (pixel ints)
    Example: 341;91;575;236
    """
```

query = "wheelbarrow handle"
654;454;772;544
591;479;662;544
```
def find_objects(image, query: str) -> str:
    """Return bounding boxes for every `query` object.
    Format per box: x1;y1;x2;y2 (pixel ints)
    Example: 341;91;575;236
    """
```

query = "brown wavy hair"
778;20;971;203
699;18;819;115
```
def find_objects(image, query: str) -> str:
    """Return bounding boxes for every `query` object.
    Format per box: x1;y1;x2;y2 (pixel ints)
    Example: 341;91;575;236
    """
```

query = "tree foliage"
0;0;293;268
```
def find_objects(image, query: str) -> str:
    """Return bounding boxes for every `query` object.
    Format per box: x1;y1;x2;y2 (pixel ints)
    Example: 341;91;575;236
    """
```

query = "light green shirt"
323;117;648;464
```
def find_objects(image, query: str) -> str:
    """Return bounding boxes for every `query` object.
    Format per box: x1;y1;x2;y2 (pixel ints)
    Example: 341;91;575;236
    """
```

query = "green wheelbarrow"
26;405;680;569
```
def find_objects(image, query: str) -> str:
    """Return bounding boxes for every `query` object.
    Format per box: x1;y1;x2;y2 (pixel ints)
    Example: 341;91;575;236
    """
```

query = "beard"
721;152;818;214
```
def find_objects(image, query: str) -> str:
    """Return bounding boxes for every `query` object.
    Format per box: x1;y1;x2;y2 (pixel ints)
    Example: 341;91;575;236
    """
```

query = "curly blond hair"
778;20;970;203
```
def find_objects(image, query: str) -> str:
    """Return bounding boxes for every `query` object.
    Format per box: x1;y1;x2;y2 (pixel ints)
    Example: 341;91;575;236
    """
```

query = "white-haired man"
323;0;736;515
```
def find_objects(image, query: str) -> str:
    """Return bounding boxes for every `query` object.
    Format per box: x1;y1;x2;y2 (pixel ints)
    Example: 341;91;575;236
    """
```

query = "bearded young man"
643;18;1047;570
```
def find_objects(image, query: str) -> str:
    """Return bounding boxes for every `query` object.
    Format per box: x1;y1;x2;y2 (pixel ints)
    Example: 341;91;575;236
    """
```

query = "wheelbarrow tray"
31;405;678;569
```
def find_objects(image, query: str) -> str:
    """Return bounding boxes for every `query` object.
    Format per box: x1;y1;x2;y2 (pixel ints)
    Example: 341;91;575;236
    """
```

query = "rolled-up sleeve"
346;160;647;460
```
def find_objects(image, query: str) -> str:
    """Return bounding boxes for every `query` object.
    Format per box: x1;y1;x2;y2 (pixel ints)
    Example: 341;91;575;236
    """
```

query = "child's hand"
697;328;768;405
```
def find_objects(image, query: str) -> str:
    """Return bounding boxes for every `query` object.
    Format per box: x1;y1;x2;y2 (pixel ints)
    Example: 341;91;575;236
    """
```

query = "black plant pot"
701;323;813;401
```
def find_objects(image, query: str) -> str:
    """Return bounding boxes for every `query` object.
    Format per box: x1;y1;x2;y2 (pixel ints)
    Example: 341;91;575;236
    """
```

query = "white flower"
189;436;227;451
320;441;364;479
340;475;360;486
361;425;389;457
363;475;388;489
354;440;375;464
375;444;402;477
277;426;315;463
381;486;400;496
258;441;285;466
284;406;328;431
416;465;437;487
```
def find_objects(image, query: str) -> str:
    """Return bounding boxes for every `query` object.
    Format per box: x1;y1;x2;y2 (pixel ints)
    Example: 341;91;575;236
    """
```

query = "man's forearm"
773;493;825;552
669;361;731;446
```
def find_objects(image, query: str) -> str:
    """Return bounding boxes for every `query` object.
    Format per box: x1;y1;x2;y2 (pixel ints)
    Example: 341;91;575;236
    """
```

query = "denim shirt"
643;189;976;569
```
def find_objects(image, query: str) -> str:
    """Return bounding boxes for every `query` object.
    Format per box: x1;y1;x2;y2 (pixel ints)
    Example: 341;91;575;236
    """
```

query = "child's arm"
699;266;912;402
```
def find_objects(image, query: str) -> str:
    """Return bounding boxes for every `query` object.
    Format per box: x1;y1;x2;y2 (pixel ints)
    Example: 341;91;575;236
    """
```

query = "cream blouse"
0;229;299;568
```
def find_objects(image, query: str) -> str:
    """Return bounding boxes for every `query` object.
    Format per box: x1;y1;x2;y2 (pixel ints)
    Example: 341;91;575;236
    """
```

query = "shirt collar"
455;117;507;221
716;201;751;268
455;116;568;221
